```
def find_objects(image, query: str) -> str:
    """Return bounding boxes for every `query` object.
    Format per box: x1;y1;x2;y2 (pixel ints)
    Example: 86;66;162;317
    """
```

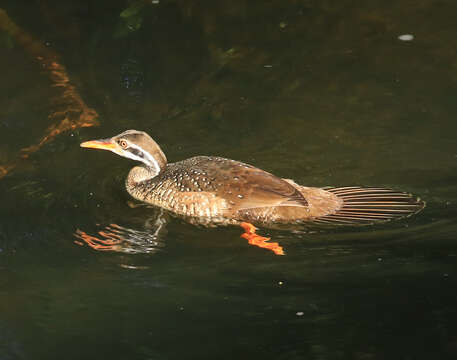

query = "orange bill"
80;139;115;150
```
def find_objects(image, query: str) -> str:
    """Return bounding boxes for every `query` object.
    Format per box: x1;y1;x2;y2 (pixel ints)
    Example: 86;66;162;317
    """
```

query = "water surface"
1;1;457;359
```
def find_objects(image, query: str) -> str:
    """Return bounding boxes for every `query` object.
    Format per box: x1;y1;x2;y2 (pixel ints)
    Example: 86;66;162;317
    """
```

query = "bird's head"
80;130;167;175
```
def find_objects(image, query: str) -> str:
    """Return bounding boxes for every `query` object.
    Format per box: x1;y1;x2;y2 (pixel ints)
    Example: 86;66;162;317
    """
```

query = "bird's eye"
119;140;128;149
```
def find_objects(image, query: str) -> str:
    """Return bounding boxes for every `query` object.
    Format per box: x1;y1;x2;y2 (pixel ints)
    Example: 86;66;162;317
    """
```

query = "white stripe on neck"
128;143;161;174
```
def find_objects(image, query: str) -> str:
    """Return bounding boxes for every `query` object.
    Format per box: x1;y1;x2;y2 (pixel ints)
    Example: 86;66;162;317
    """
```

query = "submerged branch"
0;8;99;178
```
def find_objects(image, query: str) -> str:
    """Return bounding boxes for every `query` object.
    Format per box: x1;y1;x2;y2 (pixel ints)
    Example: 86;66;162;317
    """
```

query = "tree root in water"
0;8;99;179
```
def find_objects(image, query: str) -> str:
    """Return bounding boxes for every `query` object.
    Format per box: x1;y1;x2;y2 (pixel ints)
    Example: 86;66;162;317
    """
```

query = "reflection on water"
75;219;166;254
1;0;457;359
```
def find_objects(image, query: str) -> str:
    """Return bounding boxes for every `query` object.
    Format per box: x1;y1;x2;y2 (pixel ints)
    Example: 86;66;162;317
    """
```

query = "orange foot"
240;222;284;255
74;225;123;251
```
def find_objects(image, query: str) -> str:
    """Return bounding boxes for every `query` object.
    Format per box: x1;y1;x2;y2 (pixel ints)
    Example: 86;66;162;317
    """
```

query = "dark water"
1;1;457;359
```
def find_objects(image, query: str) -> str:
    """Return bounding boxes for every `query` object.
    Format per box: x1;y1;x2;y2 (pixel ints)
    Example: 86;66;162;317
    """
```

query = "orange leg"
240;222;284;255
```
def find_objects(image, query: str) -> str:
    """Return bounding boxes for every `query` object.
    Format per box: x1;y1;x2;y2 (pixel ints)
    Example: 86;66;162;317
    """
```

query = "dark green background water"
1;1;457;359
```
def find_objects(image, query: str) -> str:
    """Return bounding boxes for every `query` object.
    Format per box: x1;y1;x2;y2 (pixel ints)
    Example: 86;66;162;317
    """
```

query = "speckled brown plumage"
126;156;319;225
81;130;425;228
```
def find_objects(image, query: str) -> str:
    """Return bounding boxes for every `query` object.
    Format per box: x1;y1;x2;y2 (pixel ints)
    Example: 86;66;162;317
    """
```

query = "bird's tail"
313;186;425;225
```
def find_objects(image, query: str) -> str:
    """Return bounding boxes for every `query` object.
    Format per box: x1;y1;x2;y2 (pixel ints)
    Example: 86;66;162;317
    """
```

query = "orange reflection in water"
74;224;124;251
74;223;164;254
0;8;99;178
240;222;285;255
75;221;284;255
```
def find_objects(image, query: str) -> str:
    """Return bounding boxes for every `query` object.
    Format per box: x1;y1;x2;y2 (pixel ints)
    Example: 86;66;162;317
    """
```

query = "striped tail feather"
314;186;425;225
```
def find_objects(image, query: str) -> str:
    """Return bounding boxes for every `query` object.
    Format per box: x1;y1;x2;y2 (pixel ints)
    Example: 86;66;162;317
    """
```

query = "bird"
80;129;425;255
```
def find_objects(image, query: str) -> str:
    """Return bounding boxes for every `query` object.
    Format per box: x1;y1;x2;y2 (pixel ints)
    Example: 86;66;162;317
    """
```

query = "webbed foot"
240;222;284;255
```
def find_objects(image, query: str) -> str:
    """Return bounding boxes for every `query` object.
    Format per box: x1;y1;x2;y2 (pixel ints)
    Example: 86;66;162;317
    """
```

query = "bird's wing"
193;157;309;212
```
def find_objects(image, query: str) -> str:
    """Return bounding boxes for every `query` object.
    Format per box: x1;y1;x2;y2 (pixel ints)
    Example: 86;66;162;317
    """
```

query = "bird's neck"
127;165;161;187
